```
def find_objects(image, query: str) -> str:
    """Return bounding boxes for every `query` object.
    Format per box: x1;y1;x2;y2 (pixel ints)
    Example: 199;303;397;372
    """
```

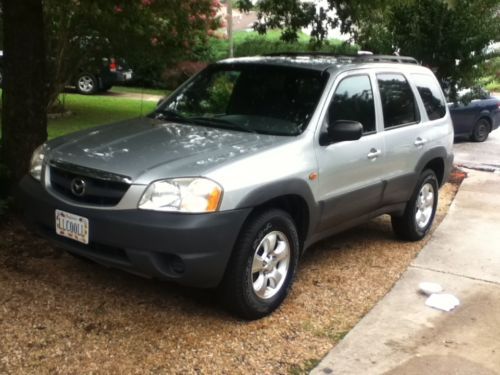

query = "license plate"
55;210;89;244
124;72;132;80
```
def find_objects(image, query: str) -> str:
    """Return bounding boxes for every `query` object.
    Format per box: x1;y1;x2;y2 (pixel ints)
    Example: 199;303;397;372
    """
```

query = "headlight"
138;178;223;213
30;144;47;181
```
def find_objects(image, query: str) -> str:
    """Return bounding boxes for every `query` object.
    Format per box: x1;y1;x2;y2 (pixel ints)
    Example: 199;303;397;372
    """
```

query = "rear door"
377;71;447;206
314;70;386;232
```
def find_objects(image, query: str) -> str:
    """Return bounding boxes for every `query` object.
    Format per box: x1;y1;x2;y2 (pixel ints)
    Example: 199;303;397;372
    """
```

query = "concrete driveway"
454;129;500;171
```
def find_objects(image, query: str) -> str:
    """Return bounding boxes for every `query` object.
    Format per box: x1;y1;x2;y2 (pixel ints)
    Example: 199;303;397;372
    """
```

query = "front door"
315;72;386;232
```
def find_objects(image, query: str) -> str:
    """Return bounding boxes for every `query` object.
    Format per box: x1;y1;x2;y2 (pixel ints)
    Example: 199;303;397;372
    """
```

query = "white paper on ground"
418;282;443;295
425;293;460;312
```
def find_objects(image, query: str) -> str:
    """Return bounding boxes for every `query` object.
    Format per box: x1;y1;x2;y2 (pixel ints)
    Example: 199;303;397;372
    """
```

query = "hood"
47;118;291;183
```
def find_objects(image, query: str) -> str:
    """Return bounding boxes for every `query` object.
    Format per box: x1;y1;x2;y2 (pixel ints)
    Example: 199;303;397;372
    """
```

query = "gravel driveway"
0;180;460;374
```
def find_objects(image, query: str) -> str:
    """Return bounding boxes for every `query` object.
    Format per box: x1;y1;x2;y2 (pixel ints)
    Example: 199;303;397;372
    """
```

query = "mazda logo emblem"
70;178;86;197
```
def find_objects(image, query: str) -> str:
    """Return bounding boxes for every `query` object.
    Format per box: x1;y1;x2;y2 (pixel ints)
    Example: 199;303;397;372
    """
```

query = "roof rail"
355;54;418;64
263;52;419;65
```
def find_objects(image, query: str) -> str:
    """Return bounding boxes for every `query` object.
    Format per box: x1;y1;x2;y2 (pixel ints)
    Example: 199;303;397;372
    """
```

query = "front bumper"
18;176;251;288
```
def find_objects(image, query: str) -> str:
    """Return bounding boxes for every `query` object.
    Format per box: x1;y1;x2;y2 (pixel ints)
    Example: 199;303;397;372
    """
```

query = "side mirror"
320;120;363;145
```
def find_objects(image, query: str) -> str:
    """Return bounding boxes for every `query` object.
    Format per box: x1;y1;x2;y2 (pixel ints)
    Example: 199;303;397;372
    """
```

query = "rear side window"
377;73;419;128
330;75;376;133
413;74;446;120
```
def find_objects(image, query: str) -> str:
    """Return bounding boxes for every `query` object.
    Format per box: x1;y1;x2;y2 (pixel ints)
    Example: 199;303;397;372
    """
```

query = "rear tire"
471;118;490;142
75;73;98;94
392;170;438;241
219;209;299;320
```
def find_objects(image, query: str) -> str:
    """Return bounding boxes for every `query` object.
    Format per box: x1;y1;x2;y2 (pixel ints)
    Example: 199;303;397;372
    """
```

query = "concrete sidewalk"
312;170;500;375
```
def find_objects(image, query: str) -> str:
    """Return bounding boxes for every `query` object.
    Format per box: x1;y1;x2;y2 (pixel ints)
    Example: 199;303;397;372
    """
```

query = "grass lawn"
110;85;170;97
48;93;156;139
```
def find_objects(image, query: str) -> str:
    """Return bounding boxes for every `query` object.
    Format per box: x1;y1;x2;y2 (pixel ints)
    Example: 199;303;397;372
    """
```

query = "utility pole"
227;0;234;58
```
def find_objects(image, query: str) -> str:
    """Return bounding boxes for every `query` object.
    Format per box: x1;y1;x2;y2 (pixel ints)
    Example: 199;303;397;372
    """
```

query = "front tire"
220;209;300;320
471;118;490;142
392;170;438;241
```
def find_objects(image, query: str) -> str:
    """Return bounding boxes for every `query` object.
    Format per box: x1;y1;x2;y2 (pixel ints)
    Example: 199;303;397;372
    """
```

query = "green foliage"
480;56;500;92
357;0;500;98
207;31;356;61
42;0;222;104
236;0;498;97
237;0;403;43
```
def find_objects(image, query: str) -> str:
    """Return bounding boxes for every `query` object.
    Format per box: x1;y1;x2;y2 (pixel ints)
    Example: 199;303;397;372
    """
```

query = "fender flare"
235;178;320;241
414;146;452;186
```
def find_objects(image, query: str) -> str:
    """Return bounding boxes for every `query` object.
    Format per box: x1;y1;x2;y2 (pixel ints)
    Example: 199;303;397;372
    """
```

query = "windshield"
154;64;328;136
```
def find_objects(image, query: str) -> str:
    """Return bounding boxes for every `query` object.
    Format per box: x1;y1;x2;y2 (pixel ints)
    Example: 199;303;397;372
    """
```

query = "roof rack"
355;54;419;64
263;52;419;65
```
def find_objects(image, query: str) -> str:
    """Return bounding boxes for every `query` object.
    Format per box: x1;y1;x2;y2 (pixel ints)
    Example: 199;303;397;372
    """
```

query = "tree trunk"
227;0;234;58
1;0;47;185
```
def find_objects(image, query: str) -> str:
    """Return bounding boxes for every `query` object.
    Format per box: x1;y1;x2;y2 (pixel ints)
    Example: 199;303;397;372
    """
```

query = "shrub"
162;61;208;89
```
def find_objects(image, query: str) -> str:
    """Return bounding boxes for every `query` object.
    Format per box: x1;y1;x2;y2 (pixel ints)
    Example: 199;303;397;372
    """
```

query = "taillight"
109;58;117;72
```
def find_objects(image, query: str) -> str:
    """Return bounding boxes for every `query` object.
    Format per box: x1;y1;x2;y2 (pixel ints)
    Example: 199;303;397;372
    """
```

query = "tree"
44;0;222;108
1;0;47;185
0;0;222;186
357;0;500;98
237;0;399;43
238;0;499;97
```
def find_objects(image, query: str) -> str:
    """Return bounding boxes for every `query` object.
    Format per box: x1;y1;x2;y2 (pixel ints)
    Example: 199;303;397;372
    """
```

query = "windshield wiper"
188;116;257;134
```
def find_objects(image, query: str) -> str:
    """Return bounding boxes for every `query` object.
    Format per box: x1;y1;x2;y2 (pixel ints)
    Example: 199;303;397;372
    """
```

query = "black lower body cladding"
17;176;251;288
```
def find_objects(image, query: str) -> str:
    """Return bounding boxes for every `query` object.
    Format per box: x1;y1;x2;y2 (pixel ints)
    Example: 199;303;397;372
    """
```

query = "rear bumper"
18;176;251;288
100;70;133;86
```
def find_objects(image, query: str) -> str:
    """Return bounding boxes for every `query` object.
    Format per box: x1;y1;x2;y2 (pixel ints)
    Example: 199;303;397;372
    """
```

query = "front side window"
413;74;446;120
329;75;376;133
377;73;419;128
155;64;328;136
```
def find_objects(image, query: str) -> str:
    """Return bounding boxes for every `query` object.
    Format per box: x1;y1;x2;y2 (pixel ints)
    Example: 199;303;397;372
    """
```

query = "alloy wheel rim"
476;122;488;139
251;231;290;300
415;182;435;229
78;76;94;92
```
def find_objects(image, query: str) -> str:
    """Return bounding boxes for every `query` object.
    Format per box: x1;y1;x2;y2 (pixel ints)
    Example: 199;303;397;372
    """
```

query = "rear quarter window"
412;74;446;120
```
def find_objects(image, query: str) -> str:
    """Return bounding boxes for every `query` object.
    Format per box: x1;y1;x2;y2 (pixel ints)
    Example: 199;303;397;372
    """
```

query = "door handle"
367;148;381;160
414;137;427;147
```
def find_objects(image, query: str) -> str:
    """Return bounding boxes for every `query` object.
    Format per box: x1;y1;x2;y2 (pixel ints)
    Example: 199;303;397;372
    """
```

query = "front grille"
50;164;131;206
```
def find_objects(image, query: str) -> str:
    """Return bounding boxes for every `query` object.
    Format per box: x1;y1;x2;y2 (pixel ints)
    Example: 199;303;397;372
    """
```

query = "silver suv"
20;54;454;319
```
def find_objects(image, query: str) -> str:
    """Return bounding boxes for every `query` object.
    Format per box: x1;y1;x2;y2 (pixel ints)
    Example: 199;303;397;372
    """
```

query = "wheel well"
423;158;445;186
253;195;310;250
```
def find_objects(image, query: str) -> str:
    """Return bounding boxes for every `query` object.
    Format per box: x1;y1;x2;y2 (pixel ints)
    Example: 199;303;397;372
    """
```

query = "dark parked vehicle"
448;88;500;142
0;51;133;95
73;57;133;94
